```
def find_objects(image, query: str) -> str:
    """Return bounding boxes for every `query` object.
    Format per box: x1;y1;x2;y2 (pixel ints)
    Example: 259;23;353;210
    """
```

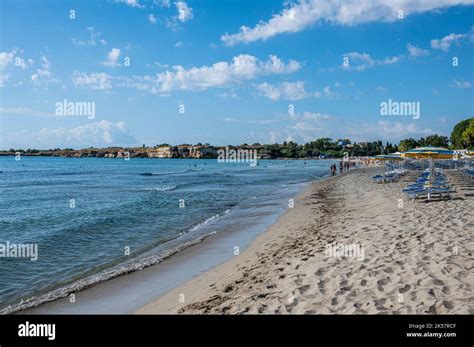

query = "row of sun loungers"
460;168;474;179
402;170;455;202
372;169;407;183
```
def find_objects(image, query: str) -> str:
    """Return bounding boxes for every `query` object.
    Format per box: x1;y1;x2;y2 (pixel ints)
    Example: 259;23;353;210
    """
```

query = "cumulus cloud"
221;0;474;46
175;1;193;22
257;81;310;100
127;54;300;93
116;0;144;8
102;48;122;67
342;52;399;71
72;71;112;90
407;43;429;57
0;50;34;87
431;32;468;51
0;51;14;69
0;120;137;149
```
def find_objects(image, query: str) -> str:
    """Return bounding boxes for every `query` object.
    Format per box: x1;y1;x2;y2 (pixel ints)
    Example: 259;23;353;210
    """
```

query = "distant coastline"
0;138;394;159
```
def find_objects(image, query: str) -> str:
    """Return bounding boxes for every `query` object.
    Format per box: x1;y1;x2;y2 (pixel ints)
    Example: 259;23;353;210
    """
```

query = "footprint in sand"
298;285;311;294
399;284;411;293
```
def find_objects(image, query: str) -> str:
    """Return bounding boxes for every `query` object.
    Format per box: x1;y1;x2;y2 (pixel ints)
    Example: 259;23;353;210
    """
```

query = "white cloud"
72;71;112;90
31;56;61;87
153;61;169;68
407;43;429;57
102;48;122;67
148;14;157;23
0;50;34;86
174;41;184;48
431;32;468;51
323;85;334;97
0;51;15;87
347;120;433;142
342;52;399;71
130;54;300;93
0;51;14;68
0;121;137;149
257;81;310;100
0;73;9;87
175;1;193;22
289;111;331;121
0;107;55;118
116;0;144;8
72;27;107;47
221;0;474;46
450;79;472;88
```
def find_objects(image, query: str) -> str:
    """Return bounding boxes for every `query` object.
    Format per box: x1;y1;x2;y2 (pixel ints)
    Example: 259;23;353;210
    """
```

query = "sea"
0;156;335;312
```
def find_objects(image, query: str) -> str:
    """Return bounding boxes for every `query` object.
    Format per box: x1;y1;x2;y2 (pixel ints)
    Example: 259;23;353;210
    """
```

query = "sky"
0;0;473;149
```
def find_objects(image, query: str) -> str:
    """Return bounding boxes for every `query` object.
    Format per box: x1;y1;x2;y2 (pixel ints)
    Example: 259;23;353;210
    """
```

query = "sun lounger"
407;187;455;202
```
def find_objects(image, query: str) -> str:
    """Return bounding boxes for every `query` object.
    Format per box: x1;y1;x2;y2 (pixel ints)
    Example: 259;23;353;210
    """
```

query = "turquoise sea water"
0;156;334;311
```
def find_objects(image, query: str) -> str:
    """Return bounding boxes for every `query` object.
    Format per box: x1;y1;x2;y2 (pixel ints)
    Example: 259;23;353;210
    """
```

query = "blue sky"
0;0;473;149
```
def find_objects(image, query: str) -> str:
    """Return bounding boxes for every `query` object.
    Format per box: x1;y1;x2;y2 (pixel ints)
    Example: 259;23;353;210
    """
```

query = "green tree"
450;118;473;148
423;134;449;147
399;138;419;152
462;119;474;149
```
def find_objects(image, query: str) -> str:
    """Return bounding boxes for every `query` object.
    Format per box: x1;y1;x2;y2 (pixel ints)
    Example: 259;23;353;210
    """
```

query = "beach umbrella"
402;146;454;184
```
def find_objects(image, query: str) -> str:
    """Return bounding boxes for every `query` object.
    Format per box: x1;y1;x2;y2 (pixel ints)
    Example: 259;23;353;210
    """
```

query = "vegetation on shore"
2;118;472;159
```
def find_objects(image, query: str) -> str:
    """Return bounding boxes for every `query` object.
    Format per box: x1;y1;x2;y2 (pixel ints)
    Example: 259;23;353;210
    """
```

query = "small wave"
0;230;219;315
128;185;177;192
140;168;202;176
189;209;231;232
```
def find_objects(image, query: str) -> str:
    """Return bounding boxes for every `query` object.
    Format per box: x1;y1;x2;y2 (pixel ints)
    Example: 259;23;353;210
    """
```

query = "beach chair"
407;187;455;202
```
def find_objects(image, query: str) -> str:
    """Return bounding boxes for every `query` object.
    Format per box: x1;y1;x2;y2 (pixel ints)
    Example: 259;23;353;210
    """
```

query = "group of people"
330;160;357;176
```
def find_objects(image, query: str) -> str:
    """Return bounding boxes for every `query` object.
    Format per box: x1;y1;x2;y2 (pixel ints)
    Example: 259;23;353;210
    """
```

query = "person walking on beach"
339;161;343;174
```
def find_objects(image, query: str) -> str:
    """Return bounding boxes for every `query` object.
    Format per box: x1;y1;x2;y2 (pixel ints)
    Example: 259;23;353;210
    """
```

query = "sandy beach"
137;167;473;314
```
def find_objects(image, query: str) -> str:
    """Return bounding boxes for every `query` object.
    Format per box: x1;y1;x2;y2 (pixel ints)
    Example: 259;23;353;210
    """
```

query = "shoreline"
135;170;346;314
137;167;473;314
15;167;328;314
